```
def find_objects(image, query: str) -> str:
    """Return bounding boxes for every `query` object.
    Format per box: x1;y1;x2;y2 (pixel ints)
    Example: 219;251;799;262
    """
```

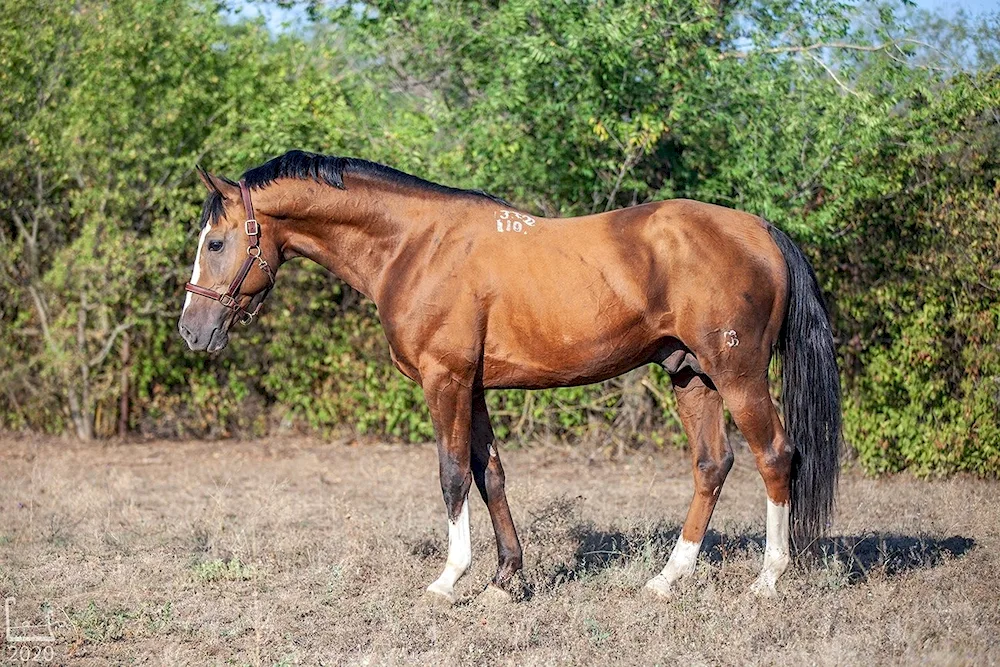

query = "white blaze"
426;498;471;602
182;223;211;314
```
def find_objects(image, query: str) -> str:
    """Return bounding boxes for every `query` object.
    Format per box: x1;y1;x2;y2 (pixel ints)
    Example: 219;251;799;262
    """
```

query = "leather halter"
185;180;275;325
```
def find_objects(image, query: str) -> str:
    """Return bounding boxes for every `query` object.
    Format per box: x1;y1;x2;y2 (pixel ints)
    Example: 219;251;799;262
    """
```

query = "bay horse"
178;150;841;602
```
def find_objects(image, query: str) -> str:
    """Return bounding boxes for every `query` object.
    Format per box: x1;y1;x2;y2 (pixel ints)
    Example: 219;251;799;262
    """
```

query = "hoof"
750;576;778;598
425;581;457;605
642;575;675;599
476;583;513;607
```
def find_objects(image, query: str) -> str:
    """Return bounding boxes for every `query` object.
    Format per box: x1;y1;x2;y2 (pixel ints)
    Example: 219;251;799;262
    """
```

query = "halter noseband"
185;179;275;325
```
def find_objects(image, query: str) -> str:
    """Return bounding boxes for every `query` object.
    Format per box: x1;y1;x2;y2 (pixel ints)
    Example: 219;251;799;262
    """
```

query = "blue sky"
916;0;997;14
240;0;998;34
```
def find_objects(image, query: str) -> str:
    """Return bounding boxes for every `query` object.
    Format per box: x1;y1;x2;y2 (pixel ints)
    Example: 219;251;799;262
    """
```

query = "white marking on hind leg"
426;498;471;602
644;536;702;598
751;498;790;597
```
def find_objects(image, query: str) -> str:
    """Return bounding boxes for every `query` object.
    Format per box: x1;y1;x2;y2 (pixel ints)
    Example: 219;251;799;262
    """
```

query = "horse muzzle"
178;316;230;353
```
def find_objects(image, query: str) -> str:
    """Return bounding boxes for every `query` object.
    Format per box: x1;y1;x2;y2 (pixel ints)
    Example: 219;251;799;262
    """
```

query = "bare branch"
87;321;132;368
805;51;861;98
26;285;54;348
720;40;900;60
604;138;649;212
9;208;30;240
640;378;670;405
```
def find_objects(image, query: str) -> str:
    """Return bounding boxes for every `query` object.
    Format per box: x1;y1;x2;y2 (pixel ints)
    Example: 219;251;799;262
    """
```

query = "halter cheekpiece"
184;179;275;325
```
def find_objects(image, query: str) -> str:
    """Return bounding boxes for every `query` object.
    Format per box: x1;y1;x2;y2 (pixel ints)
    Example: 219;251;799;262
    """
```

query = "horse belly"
480;296;661;389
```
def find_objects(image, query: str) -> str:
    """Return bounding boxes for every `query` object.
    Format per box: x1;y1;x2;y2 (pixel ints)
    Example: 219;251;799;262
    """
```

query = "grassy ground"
0;436;997;665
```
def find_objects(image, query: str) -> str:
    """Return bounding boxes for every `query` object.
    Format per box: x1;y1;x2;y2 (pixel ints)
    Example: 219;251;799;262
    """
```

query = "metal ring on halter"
257;258;274;281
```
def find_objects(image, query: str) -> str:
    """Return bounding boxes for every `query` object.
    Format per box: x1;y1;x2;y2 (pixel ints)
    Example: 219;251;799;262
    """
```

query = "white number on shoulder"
495;210;536;234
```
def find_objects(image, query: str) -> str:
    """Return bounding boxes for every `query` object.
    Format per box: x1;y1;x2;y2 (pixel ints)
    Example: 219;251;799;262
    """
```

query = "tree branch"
88;321;132;369
26;285;54;349
806;51;861;98
720;40;900;60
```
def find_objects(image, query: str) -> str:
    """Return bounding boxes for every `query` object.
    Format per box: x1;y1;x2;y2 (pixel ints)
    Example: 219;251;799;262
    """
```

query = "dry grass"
1;436;997;665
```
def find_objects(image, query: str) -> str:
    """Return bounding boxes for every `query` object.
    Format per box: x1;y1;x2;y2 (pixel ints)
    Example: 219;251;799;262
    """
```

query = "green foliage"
69;601;174;643
70;602;133;643
0;0;996;475
835;72;1000;474
192;557;256;582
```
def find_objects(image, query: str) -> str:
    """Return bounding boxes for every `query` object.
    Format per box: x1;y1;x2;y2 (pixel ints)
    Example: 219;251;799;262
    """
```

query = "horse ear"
196;165;240;200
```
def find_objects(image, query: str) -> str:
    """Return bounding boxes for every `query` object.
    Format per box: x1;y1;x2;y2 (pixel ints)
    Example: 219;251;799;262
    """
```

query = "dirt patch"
0;436;996;665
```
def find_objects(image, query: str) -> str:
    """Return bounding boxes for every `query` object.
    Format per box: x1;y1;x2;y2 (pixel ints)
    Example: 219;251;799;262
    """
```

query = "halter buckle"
245;218;259;237
219;294;236;308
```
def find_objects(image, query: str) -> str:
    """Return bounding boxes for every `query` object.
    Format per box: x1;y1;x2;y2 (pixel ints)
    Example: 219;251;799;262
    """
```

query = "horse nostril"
179;324;197;345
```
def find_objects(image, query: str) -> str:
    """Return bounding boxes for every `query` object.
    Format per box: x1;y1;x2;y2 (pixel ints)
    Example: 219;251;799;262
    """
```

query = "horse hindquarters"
647;220;840;597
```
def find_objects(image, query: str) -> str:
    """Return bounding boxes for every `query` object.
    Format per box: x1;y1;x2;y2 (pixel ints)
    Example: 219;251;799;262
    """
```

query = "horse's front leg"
422;361;476;603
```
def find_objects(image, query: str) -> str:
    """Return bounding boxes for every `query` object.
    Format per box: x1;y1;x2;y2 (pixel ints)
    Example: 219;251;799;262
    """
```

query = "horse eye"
208;240;224;252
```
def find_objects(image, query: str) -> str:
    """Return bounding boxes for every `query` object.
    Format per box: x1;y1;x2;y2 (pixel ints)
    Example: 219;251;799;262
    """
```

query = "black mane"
201;150;510;227
247;150;510;205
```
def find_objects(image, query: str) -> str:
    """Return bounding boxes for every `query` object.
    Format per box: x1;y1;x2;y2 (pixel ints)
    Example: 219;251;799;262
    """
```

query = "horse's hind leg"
645;369;733;597
470;390;523;596
719;376;793;596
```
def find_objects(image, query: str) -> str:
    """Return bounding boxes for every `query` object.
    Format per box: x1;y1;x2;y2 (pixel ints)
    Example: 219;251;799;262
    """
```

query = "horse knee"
439;456;472;519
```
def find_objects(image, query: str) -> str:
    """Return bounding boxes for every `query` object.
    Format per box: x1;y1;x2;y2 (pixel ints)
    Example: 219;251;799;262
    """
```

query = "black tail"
769;225;842;551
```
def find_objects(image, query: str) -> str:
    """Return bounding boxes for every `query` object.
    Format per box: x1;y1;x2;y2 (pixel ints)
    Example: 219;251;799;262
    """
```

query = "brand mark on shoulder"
495;210;536;235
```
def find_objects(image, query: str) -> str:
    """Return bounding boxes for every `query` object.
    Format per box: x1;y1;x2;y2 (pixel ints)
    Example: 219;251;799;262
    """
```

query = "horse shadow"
550;523;976;587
